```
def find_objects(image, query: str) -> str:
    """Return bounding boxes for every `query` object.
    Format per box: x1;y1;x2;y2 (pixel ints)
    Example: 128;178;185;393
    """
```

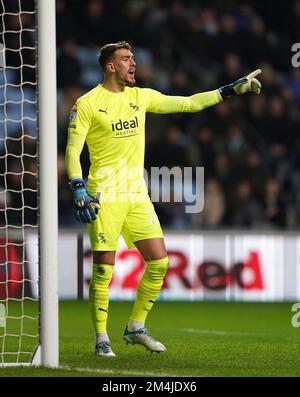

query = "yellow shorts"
87;192;164;251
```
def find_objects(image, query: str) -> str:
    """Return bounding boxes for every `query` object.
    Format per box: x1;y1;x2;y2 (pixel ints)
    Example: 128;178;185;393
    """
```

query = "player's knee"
93;250;115;265
146;256;169;280
92;263;114;283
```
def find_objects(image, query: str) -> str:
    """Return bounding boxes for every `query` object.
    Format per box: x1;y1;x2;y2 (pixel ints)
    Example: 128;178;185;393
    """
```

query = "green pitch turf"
1;301;300;377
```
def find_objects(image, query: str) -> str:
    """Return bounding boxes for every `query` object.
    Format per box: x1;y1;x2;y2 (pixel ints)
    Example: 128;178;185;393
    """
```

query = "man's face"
108;48;136;86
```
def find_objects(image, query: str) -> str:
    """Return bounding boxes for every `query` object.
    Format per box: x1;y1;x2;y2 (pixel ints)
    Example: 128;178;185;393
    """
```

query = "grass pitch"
1;301;300;377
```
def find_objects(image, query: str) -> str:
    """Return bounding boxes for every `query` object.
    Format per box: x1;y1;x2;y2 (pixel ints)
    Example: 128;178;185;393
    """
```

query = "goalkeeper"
65;41;262;357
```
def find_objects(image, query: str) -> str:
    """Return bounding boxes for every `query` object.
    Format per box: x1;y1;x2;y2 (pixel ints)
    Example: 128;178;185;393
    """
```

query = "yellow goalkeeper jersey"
65;84;220;194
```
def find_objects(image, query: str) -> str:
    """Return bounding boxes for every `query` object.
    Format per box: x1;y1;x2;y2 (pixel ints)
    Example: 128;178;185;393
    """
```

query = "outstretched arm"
145;89;221;114
145;69;262;114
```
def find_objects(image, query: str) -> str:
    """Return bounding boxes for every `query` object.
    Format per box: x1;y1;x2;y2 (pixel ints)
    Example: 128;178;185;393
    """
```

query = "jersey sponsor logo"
111;116;139;137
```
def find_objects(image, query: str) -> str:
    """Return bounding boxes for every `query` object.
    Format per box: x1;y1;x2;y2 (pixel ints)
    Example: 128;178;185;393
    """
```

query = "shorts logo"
98;232;106;244
145;209;156;225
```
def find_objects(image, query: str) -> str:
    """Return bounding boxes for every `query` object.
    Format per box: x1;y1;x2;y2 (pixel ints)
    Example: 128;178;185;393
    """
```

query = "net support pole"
38;0;59;368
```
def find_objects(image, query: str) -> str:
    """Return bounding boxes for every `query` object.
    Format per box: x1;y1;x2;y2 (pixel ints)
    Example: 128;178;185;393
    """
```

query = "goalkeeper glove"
69;178;100;223
218;69;262;99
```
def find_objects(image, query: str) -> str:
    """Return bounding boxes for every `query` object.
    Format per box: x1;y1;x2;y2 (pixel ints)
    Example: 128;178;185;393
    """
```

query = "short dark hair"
98;41;132;71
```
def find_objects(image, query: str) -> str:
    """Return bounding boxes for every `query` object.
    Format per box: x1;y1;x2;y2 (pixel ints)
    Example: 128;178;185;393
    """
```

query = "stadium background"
55;0;300;302
55;0;300;230
1;0;300;378
2;0;300;230
54;0;300;302
2;0;300;302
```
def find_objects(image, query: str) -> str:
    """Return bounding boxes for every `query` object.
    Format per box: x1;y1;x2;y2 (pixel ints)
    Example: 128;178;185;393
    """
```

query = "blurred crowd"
0;0;37;228
2;0;300;230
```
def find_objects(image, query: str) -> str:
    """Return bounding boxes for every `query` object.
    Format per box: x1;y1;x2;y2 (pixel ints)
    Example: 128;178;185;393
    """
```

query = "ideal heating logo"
111;116;139;137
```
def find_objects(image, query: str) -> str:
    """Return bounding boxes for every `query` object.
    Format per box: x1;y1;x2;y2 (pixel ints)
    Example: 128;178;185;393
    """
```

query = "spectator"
159;125;189;168
230;180;265;227
57;39;82;89
262;176;286;228
192;177;225;228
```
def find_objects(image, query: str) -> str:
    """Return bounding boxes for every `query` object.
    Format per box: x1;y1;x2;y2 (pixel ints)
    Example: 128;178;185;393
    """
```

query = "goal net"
0;0;58;367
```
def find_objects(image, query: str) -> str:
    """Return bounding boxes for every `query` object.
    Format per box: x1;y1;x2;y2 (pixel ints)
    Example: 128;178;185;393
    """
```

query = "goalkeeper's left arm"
65;129;100;223
65;132;85;181
145;69;262;113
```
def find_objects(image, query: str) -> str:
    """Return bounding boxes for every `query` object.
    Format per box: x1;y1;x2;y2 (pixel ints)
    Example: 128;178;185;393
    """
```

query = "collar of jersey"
99;84;127;95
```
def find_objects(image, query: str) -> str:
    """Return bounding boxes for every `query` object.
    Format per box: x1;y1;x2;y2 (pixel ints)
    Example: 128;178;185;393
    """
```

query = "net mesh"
0;0;39;365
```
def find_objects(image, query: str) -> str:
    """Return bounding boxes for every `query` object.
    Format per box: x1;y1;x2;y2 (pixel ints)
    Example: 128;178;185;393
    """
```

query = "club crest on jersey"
111;116;139;136
129;103;139;111
98;232;106;244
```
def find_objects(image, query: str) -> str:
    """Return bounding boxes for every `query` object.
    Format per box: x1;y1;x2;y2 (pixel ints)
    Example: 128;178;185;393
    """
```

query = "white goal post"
0;0;58;367
38;0;59;368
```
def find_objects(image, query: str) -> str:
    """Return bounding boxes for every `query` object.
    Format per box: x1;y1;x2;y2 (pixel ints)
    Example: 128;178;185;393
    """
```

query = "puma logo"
98;308;108;313
99;108;108;114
